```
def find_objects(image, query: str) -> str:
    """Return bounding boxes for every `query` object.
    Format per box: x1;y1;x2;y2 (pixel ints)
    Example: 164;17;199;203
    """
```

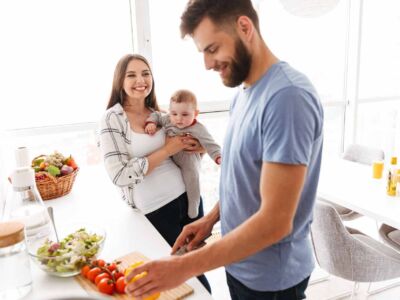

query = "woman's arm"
99;112;186;187
146;136;187;173
182;135;206;154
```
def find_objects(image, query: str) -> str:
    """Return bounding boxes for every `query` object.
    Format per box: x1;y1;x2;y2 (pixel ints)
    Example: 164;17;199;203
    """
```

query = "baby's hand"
145;123;157;135
215;156;222;165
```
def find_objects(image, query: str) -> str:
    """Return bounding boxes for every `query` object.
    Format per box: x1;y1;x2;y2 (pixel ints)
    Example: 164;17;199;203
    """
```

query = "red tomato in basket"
66;157;78;170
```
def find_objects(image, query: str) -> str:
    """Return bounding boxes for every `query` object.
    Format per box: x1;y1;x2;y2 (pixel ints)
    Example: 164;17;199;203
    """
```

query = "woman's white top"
130;129;185;213
99;103;185;214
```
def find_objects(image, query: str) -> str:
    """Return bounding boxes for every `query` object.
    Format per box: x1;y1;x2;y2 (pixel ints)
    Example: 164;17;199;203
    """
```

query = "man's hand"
145;123;157;135
172;215;214;254
125;256;191;298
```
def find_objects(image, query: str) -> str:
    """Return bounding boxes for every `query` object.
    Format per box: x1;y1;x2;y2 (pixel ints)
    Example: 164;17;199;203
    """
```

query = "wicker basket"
35;168;79;200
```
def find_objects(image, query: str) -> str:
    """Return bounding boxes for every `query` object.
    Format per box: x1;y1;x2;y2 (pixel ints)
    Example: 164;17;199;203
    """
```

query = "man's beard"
223;39;252;87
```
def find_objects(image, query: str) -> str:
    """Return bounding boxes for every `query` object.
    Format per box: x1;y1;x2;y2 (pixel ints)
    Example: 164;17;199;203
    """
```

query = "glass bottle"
0;221;32;300
4;147;52;250
387;156;397;196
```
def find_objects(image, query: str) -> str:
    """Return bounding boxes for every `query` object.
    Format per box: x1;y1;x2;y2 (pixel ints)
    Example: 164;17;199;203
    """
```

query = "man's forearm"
183;210;290;278
205;201;220;224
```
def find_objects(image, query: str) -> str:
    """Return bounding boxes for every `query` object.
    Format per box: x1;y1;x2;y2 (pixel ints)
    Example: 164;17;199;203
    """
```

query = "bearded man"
125;1;324;299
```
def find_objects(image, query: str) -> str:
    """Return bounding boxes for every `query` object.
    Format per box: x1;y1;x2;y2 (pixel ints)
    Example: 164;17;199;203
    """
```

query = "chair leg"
350;282;359;300
367;279;400;295
325;282;358;300
375;220;379;232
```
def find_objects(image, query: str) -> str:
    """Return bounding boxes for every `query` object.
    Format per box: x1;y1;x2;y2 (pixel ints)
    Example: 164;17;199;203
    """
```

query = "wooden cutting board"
75;251;194;300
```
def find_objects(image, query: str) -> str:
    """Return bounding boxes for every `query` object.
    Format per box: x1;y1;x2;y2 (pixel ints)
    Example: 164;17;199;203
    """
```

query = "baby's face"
169;102;198;129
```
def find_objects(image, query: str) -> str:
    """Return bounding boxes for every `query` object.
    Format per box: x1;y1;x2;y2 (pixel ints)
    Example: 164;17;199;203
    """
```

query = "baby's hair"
170;89;198;109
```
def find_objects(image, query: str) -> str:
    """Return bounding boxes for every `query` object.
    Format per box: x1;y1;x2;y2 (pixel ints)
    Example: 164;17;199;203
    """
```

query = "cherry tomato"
95;272;110;285
112;270;124;281
80;265;91;277
87;267;102;282
97;278;115;295
106;262;117;272
93;259;106;268
115;276;126;294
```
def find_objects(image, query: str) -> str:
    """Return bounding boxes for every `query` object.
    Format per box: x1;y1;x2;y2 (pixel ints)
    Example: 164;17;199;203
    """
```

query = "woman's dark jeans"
145;192;211;293
227;271;310;300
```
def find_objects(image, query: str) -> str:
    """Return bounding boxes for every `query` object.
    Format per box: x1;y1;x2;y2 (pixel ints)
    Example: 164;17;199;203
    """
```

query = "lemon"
125;261;160;300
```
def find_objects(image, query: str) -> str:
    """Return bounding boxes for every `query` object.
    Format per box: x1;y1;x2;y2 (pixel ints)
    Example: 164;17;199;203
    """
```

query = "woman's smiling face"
123;59;153;101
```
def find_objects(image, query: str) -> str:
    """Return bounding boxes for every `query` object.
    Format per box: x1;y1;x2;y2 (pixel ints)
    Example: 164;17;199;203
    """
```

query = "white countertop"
318;158;400;229
24;165;212;300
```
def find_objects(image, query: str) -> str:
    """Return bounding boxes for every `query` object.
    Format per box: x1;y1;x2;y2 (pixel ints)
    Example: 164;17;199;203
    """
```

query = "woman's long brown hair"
106;54;159;111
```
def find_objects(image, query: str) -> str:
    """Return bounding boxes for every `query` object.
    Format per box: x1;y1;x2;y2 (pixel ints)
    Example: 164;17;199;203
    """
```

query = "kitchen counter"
25;165;212;300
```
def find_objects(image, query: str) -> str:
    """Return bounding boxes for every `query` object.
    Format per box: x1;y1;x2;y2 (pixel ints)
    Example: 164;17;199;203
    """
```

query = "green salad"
36;228;103;273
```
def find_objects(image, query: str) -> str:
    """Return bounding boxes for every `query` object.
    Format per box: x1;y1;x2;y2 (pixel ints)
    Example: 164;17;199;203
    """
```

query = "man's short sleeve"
262;86;321;165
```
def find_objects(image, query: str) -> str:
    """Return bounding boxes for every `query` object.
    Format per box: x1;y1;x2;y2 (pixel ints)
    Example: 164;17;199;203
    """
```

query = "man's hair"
170;89;198;109
180;0;260;38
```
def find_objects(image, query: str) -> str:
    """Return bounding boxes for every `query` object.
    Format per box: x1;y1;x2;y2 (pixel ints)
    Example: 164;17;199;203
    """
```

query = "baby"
145;89;221;218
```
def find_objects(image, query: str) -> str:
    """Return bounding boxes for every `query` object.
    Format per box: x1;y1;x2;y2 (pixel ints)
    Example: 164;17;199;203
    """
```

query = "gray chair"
342;144;385;166
324;144;385;221
379;223;400;251
311;200;400;298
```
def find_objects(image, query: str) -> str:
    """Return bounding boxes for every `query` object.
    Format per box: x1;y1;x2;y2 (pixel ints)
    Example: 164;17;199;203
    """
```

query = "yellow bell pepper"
124;261;160;300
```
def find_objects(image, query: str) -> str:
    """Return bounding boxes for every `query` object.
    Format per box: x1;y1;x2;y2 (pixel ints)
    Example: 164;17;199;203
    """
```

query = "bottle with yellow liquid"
387;156;398;196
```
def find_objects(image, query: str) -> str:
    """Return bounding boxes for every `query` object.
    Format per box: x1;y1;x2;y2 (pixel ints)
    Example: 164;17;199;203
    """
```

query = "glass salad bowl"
28;223;106;277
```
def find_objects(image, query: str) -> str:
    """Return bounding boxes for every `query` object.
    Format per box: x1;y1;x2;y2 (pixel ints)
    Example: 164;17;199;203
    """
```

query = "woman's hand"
182;134;206;154
164;136;187;156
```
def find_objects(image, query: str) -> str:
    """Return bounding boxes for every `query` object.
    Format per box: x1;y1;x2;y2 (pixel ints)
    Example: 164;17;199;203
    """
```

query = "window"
356;101;400;156
258;0;348;103
358;0;400;99
258;0;349;154
355;0;400;154
2;1;400;215
197;112;228;212
147;0;237;109
0;0;133;130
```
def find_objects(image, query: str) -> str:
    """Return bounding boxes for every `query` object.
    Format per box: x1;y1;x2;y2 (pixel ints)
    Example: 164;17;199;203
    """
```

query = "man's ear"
236;16;254;41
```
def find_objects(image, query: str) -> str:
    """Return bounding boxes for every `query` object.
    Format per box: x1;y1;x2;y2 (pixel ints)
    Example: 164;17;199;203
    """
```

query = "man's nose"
204;54;215;70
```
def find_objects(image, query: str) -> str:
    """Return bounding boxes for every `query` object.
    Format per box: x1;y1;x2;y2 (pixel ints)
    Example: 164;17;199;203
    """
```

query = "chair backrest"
311;201;355;280
342;144;385;165
311;200;400;282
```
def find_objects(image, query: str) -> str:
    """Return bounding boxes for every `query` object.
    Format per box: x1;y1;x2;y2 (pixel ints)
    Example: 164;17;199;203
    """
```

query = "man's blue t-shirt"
220;61;323;291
